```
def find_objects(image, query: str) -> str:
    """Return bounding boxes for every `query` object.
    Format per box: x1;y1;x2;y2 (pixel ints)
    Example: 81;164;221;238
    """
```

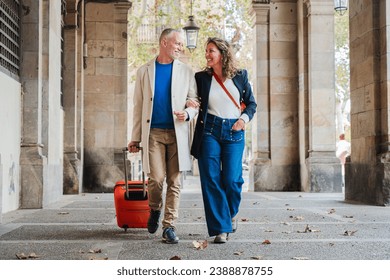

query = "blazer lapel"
171;59;181;98
147;57;156;96
203;73;212;107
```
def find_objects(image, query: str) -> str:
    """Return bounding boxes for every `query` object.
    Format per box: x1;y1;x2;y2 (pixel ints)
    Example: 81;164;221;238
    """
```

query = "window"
0;0;20;79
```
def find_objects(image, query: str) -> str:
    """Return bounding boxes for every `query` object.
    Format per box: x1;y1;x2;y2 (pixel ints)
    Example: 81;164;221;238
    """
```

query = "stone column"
297;0;310;191
250;1;300;191
63;0;81;194
250;2;271;191
20;0;47;208
378;0;390;206
82;2;131;192
346;0;390;205
303;0;341;192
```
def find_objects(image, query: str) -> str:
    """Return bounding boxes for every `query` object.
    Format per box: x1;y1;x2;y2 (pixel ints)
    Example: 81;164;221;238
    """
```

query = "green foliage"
334;11;350;136
128;0;254;73
334;11;350;107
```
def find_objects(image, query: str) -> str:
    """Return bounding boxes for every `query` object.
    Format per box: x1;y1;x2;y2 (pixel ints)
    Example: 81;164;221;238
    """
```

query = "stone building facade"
0;0;389;218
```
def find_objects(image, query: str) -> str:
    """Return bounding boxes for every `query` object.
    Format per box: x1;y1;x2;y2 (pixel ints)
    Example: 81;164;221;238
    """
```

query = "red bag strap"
213;73;240;110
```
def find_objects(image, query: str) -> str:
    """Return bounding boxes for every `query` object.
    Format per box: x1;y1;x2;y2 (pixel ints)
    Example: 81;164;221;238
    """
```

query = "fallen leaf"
253;202;261;205
281;222;290;225
343;215;354;218
193;240;208;250
88;249;102;254
188;233;201;236
328;208;336;214
89;257;108;260
290;215;304;221
292;257;309;260
28;252;39;259
233;251;244;256
343;230;357;236
15;253;27;259
262;239;271;245
57;212;69;215
16;252;40;259
264;229;273;232
287;208;295;211
170;256;181;260
298;224;321;233
251;256;263;260
241;218;249;222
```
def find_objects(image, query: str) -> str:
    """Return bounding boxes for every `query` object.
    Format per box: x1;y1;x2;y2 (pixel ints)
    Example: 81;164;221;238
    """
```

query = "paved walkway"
0;175;390;261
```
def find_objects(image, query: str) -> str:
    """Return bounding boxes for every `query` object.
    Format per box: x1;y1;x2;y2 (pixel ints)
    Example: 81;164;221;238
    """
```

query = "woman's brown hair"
205;37;238;79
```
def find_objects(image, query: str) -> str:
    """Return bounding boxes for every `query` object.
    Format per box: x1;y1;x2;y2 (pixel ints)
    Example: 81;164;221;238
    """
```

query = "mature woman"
190;37;257;243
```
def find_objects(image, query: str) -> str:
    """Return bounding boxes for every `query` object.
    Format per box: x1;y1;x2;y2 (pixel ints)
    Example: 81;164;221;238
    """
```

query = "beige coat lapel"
171;59;181;103
146;58;155;97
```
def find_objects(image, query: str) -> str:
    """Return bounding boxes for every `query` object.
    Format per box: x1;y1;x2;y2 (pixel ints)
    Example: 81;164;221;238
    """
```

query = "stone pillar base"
83;148;124;193
63;151;80;194
20;145;47;209
379;152;390;206
306;152;342;193
345;153;390;206
250;157;300;192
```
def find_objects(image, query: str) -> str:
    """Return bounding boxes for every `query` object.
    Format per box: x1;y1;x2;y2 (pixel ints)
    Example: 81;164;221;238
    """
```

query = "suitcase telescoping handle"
122;146;146;199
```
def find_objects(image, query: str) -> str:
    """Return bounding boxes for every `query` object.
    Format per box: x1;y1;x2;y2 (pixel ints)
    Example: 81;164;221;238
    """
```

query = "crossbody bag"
213;73;246;112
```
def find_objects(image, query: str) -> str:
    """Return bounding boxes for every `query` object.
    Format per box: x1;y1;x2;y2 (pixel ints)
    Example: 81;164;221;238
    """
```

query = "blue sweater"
151;61;174;129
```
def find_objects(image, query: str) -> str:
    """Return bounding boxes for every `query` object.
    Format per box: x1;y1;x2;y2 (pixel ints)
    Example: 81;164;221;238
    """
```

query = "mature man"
128;28;198;244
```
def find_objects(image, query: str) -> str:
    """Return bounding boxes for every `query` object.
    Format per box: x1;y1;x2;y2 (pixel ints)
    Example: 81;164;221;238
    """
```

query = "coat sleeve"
130;67;144;142
240;69;257;122
184;67;199;120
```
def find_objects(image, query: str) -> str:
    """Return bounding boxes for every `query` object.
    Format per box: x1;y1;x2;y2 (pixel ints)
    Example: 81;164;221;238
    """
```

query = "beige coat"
130;57;198;173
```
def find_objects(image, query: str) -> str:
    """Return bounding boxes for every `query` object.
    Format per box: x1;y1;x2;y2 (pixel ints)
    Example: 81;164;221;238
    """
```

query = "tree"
334;11;350;139
127;0;254;72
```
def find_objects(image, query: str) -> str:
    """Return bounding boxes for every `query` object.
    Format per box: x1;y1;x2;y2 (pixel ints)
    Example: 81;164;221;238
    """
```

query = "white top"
336;140;351;158
208;77;249;122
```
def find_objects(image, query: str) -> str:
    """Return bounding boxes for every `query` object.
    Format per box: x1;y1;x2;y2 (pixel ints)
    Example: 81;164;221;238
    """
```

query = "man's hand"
127;141;140;153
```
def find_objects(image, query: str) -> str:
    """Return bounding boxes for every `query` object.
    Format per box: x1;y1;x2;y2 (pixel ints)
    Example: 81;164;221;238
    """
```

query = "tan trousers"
148;128;181;229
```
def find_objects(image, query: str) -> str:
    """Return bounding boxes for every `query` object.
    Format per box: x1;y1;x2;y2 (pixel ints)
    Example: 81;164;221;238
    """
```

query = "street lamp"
334;0;348;16
183;0;200;52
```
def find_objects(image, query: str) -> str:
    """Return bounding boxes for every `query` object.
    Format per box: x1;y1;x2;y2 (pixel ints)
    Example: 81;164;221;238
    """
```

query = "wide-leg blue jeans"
198;114;245;236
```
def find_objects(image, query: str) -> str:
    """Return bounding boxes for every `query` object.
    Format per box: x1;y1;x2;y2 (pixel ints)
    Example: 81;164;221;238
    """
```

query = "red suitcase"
114;148;149;231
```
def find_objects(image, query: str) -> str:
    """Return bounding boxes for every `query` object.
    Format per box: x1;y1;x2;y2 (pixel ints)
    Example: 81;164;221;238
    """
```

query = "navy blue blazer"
190;69;257;159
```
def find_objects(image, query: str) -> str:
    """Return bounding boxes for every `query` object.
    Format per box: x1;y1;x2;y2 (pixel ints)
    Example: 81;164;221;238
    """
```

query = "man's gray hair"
159;28;181;43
